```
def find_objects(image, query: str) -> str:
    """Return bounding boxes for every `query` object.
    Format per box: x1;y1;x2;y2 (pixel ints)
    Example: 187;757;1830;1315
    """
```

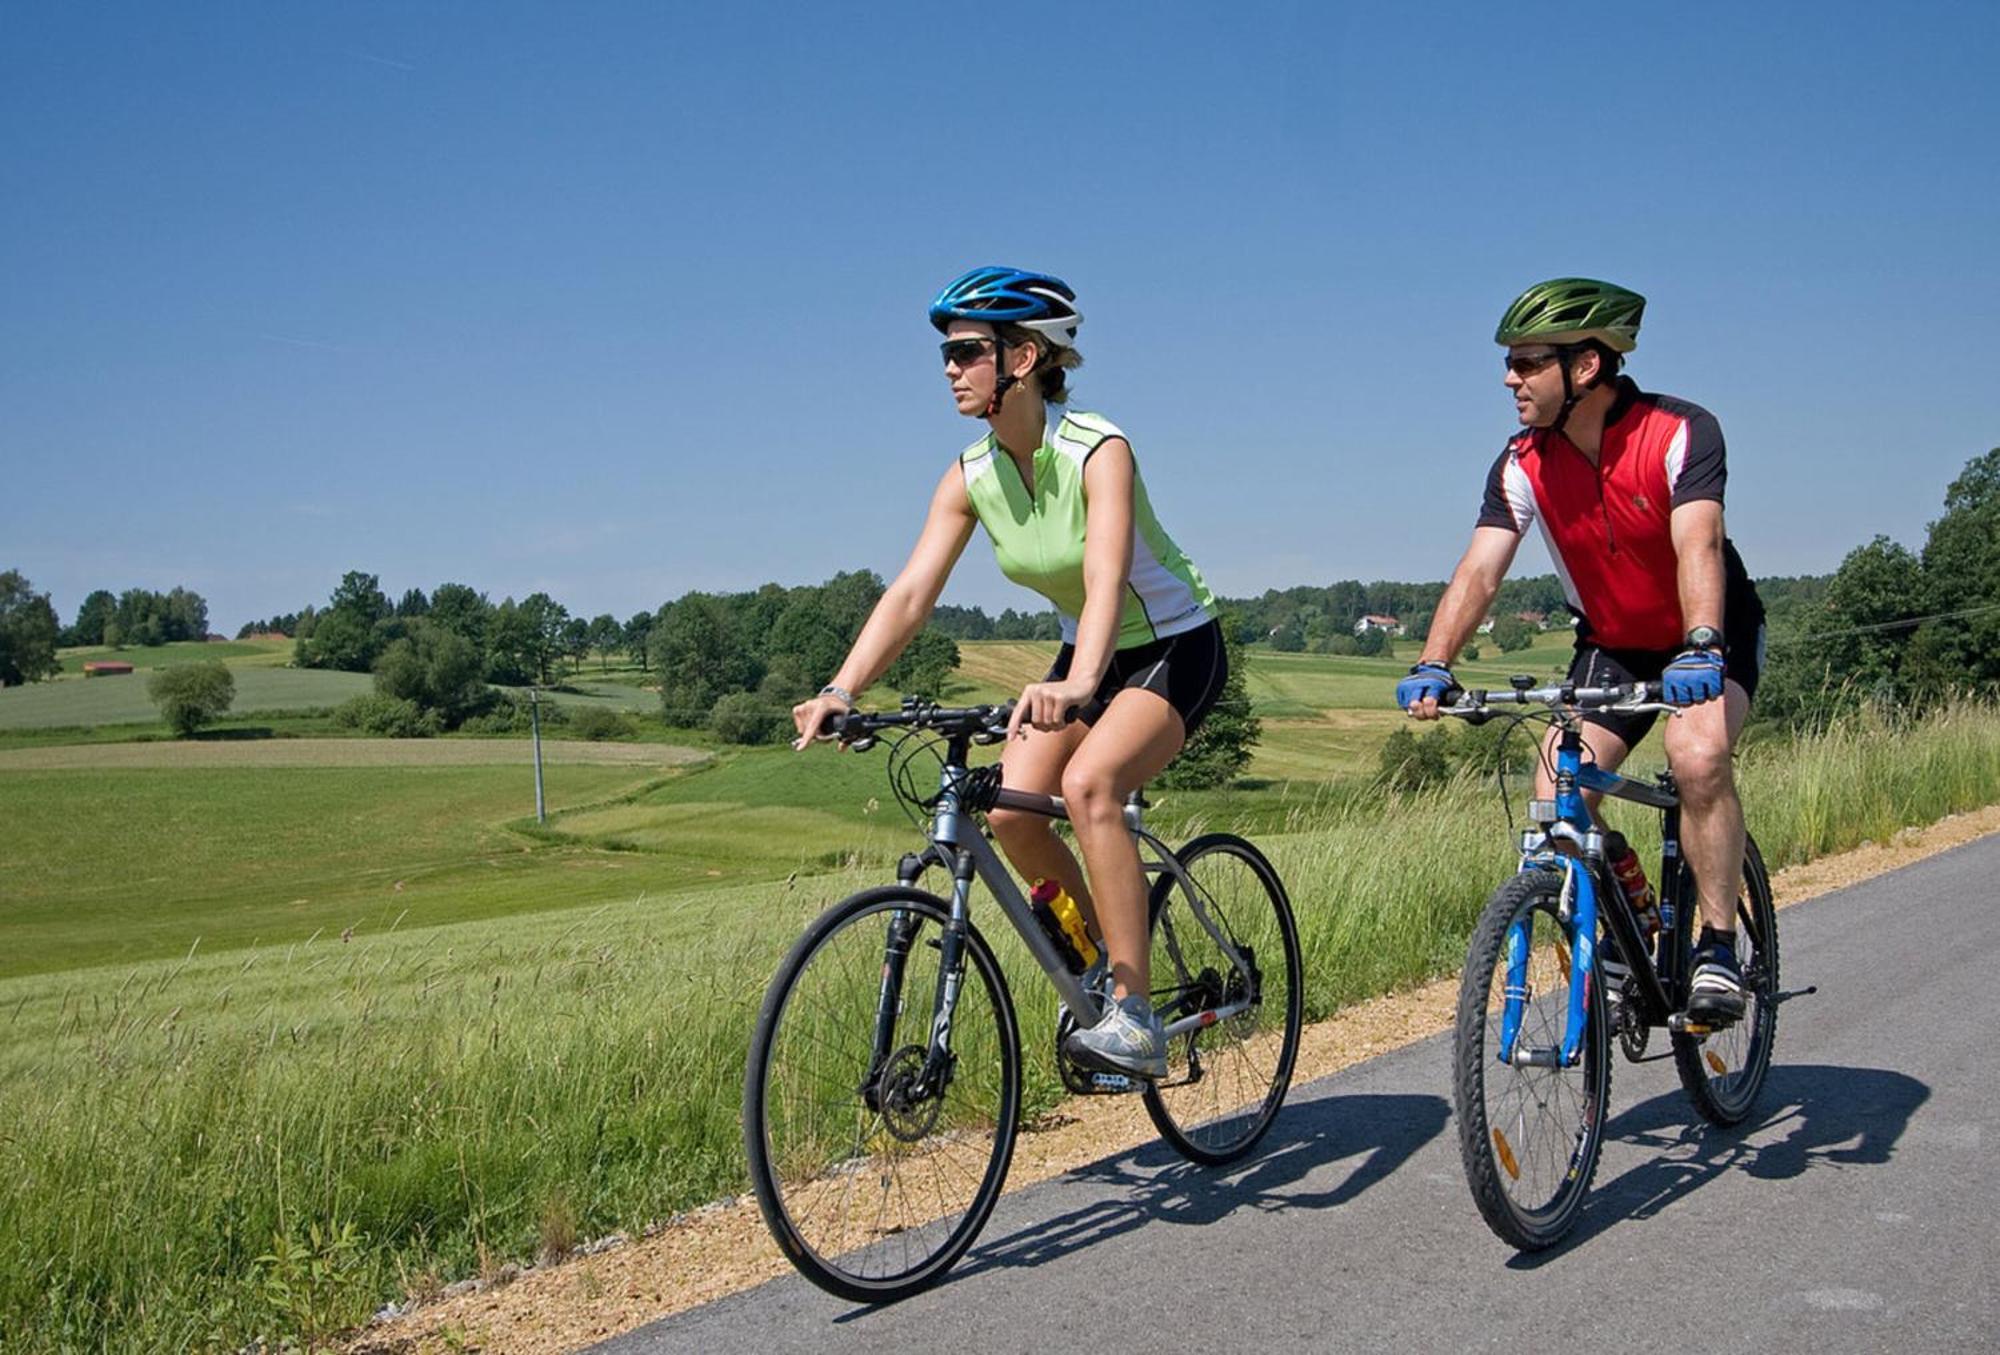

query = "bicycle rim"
1673;834;1779;1125
1454;869;1609;1250
744;888;1021;1302
1142;833;1303;1165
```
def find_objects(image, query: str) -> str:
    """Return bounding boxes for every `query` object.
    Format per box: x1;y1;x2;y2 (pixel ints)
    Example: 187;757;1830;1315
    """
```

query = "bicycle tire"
1453;867;1611;1250
743;886;1021;1303
1672;832;1779;1126
1141;833;1303;1165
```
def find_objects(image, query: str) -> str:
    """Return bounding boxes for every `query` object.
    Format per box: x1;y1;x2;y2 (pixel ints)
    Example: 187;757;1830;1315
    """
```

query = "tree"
518;593;570;684
1490;614;1536;653
373;622;489;727
588;614;623;672
329;571;391;624
295;608;377;672
882;627;960;700
654;593;755;725
622;611;654;664
148;661;235;736
1916;447;2000;692
396;587;431;618
428;584;492;652
1158;621;1261;789
560;616;592;674
0;571;62;685
67;589;116;647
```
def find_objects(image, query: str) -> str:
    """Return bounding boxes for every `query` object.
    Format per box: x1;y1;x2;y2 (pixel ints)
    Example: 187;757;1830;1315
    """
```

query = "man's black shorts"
1568;603;1766;747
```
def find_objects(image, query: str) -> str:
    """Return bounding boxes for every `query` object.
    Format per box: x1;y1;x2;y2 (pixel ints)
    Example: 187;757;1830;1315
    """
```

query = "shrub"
147;661;235;736
330;694;439;738
567;707;636;742
459;692;568;735
710;692;791;745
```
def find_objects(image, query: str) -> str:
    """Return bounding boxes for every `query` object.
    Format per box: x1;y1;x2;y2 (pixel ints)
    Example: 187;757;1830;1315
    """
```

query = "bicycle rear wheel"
1453;867;1610;1250
1673;832;1779;1125
1142;833;1303;1165
743;886;1021;1303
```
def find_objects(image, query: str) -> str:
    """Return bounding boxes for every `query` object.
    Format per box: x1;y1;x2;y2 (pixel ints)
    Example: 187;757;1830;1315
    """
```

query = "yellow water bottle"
1029;878;1099;974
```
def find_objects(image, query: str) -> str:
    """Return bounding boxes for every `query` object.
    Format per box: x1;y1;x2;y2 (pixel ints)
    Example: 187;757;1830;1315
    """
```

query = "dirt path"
351;804;2000;1355
0;739;709;771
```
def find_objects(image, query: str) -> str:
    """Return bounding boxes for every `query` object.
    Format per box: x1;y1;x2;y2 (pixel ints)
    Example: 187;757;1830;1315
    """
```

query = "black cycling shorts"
1568;603;1766;747
1044;618;1228;737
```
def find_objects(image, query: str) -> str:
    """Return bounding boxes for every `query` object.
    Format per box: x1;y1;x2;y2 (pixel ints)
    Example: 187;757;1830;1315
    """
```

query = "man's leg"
1661;680;1752;932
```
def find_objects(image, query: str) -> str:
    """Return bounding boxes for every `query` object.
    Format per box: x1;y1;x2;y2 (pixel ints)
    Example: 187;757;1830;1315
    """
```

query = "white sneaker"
1063;992;1167;1080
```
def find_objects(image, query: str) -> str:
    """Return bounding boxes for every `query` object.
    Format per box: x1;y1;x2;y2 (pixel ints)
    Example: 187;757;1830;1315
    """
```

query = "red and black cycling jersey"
1476;376;1759;652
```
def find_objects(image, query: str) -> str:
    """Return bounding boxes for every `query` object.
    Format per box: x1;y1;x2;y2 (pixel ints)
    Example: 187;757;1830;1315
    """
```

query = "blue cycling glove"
1662;648;1725;705
1395;661;1460;710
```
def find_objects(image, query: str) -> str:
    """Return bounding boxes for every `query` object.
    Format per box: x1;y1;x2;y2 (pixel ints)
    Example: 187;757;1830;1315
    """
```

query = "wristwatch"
1683;626;1724;654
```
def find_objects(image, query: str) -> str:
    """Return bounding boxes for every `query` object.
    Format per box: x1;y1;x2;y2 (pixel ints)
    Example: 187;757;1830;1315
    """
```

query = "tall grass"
4;702;1998;1350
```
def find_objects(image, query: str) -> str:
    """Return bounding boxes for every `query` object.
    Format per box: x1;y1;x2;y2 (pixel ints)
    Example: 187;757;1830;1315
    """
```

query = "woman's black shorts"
1043;618;1228;737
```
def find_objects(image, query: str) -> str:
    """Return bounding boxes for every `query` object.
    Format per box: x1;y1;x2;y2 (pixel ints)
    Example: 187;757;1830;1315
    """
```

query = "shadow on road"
947;1090;1449;1284
1507;1063;1929;1266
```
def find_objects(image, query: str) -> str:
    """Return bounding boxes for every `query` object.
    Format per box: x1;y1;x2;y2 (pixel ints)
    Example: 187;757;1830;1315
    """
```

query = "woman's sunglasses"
940;337;999;368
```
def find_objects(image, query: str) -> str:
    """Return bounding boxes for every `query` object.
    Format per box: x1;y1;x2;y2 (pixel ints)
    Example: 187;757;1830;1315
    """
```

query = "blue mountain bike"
1443;678;1783;1249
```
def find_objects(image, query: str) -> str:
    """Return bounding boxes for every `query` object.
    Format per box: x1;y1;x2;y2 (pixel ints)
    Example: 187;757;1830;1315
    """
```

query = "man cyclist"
1396;278;1766;1023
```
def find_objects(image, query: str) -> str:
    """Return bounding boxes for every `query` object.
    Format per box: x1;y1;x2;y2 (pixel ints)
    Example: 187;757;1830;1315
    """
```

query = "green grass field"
2;641;664;734
8;630;2000;1350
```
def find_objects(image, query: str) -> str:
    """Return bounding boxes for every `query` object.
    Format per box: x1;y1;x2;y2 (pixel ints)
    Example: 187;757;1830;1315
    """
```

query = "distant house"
1354;614;1404;637
1475;617;1496;635
83;661;134;678
1515;611;1549;630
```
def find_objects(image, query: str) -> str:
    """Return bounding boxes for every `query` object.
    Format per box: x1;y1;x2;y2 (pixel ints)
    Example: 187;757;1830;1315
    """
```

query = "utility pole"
530;687;547;823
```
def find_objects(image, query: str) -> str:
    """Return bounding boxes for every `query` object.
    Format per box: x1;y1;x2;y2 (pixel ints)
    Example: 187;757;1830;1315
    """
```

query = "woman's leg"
1059;688;1186;1000
988;719;1095;922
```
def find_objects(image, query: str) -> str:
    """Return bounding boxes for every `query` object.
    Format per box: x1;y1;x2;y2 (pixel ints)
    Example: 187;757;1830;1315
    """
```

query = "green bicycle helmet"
1495;278;1646;353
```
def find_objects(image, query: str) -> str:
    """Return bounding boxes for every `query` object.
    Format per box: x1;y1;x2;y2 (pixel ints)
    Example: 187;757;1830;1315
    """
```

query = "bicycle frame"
868;727;1261;1092
1501;716;1688;1068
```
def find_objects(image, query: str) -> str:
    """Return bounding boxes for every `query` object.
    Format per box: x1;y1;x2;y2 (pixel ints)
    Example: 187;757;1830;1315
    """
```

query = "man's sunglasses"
1503;349;1565;376
940;337;1000;367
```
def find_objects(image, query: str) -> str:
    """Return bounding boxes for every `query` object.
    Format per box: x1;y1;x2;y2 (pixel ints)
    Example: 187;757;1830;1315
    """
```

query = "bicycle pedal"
1087;1072;1143;1095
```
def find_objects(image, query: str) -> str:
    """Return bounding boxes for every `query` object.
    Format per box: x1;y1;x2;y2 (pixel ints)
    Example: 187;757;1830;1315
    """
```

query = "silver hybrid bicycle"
744;699;1302;1302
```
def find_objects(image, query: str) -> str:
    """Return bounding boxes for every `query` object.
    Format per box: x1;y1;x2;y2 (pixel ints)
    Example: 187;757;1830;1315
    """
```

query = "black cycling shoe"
1686;931;1746;1024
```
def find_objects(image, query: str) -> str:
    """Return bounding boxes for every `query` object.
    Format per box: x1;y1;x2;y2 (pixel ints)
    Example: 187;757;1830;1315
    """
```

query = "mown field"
8;634;1994;1350
0;637;660;733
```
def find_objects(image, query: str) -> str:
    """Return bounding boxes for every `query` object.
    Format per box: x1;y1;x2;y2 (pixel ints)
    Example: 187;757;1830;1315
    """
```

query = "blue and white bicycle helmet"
928;266;1083;348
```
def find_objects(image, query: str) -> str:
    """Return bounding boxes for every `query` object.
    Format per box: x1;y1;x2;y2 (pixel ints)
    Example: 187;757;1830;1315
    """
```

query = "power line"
1766;600;2000;649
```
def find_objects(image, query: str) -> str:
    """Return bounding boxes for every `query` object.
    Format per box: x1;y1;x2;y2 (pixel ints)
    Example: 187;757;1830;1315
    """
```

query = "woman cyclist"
791;265;1226;1080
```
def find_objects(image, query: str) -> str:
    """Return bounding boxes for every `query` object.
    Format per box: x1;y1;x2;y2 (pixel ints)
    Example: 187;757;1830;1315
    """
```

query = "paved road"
602;837;2000;1354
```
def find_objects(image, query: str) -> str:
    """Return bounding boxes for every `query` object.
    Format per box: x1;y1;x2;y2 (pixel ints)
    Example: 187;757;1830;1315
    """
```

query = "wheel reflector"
1492;1127;1521;1180
1705;1050;1727;1076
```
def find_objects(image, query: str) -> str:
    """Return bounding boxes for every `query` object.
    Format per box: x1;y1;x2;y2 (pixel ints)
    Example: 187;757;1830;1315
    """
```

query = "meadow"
0;637;659;735
5;634;1997;1350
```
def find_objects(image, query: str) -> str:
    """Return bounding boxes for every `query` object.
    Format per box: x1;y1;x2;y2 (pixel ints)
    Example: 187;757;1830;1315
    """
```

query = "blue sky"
6;2;1997;633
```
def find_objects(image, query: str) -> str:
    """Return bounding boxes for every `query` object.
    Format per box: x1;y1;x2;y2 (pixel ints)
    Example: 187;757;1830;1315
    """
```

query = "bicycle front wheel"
1453;868;1610;1250
1142;833;1303;1165
743;886;1021;1303
1673;832;1779;1125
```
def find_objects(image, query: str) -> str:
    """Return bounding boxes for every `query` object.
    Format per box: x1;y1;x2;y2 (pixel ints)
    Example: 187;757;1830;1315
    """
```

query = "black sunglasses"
940;337;1000;368
1503;349;1565;376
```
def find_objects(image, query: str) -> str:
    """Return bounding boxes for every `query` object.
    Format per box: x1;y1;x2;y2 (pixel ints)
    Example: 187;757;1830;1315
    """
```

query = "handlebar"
1438;680;1675;725
821;699;1017;748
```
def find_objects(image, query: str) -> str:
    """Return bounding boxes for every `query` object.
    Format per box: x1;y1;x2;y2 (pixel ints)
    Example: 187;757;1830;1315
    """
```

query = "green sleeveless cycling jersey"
959;406;1216;649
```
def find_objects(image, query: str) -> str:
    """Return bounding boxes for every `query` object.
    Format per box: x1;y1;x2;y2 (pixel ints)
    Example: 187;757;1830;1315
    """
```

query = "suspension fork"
1497;858;1600;1067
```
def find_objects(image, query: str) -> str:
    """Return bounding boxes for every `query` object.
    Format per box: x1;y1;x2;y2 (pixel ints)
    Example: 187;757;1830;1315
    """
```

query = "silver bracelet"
818;684;855;708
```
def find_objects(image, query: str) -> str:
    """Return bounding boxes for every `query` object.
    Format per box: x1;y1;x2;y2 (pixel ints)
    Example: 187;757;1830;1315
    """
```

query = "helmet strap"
1549;345;1600;438
986;339;1022;418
